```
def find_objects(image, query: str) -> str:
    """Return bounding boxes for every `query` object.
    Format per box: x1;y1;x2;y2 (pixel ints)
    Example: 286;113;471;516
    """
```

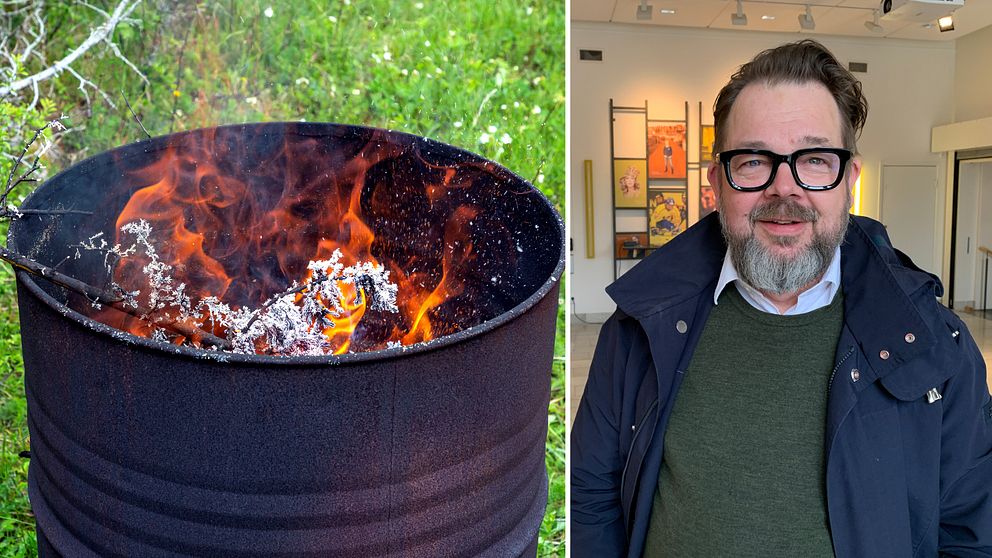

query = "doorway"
953;158;992;316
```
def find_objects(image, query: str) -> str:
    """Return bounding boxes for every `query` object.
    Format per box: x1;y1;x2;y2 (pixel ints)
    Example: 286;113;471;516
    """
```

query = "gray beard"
719;199;848;295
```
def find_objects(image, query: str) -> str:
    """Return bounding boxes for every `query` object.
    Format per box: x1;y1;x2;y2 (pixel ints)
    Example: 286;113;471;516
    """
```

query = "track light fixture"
798;4;815;31
864;9;883;32
636;0;653;20
731;0;748;26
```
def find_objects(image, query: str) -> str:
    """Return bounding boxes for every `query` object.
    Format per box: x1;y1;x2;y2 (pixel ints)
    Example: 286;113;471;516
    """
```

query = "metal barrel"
9;123;564;557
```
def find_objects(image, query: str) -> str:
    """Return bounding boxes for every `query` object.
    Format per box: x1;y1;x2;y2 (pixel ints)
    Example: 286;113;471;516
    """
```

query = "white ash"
83;221;401;356
150;328;169;343
306;250;399;315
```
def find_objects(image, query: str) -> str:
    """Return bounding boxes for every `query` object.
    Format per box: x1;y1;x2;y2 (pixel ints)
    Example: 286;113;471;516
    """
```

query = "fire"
94;127;480;355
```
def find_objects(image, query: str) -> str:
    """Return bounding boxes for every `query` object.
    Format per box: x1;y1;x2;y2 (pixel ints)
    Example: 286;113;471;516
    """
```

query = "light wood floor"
569;310;992;429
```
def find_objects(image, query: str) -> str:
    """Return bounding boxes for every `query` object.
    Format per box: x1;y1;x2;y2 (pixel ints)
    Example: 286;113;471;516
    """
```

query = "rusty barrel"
7;123;564;557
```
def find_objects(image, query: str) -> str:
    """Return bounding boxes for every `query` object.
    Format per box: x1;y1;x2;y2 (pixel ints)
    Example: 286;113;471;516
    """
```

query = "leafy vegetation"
0;1;564;556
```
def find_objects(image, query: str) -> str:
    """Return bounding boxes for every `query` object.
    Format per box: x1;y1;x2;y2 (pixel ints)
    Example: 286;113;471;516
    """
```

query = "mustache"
748;199;819;225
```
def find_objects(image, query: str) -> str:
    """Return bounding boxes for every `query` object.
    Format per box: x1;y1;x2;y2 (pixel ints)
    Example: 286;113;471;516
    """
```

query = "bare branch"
0;0;142;98
0;243;231;349
121;89;151;139
104;37;148;89
66;65;116;109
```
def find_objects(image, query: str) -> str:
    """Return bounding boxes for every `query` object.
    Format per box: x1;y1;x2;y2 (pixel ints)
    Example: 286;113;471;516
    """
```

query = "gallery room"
568;0;992;419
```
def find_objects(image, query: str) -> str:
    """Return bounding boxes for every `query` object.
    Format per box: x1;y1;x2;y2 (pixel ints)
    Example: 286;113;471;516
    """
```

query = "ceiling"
572;0;992;41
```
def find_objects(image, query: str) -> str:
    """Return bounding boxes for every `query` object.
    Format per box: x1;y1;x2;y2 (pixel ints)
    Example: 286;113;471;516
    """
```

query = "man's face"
707;80;861;294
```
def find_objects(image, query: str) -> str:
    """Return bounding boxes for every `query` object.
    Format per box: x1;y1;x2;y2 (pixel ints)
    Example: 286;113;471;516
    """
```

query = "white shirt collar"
713;246;842;316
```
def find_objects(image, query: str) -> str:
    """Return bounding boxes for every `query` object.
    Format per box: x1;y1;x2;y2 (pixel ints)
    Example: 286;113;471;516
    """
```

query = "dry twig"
0;243;231;349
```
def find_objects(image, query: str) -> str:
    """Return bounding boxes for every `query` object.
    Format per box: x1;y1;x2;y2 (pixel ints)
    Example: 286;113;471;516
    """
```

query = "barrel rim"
9;122;565;366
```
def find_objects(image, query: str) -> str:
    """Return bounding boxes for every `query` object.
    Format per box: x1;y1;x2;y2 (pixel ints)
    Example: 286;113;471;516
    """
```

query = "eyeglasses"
716;148;852;192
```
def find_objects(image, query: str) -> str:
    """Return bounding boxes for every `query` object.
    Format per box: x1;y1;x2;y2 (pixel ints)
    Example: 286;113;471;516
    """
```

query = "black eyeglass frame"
716;147;853;192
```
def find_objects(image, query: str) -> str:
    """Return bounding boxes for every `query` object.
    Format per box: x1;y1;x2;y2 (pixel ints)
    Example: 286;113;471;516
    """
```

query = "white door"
880;165;939;275
955;163;981;307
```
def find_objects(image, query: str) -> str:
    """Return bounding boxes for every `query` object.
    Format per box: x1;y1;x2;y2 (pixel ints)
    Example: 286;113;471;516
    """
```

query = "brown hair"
712;39;868;155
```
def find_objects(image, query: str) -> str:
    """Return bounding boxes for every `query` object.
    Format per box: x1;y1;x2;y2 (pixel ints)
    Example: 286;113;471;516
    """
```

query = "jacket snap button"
676;320;688;334
879;349;890;360
904;333;916;343
851;369;860;382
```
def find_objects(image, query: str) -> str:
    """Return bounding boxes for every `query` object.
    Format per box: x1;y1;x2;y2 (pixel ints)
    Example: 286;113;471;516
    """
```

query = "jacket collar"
607;213;944;383
606;212;725;320
839;215;943;384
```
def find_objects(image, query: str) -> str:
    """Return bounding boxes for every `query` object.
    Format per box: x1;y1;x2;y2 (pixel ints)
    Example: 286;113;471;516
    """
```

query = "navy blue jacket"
571;214;992;557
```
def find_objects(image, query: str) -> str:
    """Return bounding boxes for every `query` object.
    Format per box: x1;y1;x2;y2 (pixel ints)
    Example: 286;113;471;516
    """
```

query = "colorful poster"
700;125;715;164
649;188;687;247
648;123;687;179
613;158;647;208
699;185;717;220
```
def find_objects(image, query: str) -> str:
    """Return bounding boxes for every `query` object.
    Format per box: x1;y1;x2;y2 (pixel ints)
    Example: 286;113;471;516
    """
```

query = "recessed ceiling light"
660;8;676;15
761;15;775;20
938;15;954;32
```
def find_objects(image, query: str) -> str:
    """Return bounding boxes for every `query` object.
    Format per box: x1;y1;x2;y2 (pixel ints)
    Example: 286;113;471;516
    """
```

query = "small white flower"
500;104;507;110
295;77;310;86
328;15;338;23
487;125;497;133
383;51;392;61
532;76;543;85
479;133;491;144
453;121;463;128
245;96;258;105
412;69;420;76
424;39;431;47
532;105;542;115
500;133;512;145
343;0;350;5
435;67;443;74
401;68;409;76
263;6;274;17
514;101;520;108
526;6;534;15
415;2;424;8
537;174;545;183
449;30;456;37
351;88;361;95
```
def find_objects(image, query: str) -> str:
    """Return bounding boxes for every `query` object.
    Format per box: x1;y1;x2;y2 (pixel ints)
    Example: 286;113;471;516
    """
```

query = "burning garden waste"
52;124;520;356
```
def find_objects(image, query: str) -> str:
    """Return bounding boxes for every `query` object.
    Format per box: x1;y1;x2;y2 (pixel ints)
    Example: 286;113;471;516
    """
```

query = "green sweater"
643;287;843;557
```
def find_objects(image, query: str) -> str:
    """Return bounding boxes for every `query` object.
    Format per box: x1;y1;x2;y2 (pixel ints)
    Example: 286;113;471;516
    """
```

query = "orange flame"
96;127;479;355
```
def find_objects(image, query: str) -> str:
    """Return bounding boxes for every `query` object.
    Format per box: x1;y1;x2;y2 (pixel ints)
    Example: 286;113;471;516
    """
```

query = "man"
662;140;674;174
570;40;992;557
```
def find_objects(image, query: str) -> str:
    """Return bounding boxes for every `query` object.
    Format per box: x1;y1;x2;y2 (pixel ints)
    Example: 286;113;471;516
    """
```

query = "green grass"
0;1;564;555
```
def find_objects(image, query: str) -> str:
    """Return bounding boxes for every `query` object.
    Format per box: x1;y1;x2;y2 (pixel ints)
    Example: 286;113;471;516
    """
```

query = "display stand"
609;99;689;279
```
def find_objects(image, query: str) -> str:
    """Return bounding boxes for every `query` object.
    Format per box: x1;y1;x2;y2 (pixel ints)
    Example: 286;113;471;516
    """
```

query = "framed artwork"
614;232;648;259
700;125;715;164
648;188;688;247
699;185;717;219
613;158;648;208
614;112;648;158
647;123;687;179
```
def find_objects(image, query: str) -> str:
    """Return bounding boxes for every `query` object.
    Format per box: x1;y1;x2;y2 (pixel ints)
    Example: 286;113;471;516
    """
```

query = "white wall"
570;23;955;315
954;25;992;122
